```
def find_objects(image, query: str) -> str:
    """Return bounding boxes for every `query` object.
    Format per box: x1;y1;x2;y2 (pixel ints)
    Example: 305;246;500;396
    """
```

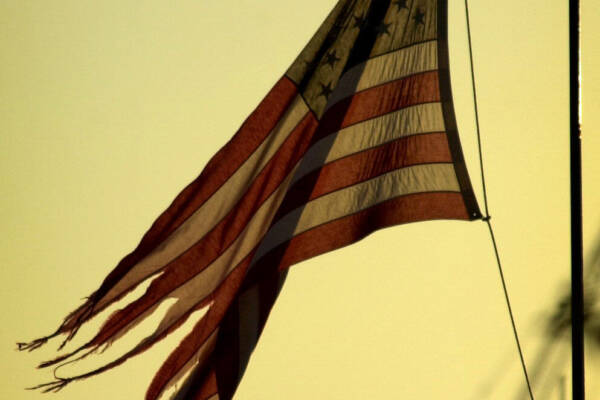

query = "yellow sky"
1;1;597;399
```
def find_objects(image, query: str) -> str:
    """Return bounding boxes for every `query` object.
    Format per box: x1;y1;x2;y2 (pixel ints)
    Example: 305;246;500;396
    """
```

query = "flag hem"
437;0;482;220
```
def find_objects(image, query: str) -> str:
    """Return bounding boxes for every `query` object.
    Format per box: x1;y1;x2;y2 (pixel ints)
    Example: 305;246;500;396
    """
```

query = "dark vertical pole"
570;0;584;399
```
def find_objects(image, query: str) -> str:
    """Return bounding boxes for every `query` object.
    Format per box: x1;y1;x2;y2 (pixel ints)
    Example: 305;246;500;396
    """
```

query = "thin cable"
486;220;535;400
464;0;489;217
464;1;535;399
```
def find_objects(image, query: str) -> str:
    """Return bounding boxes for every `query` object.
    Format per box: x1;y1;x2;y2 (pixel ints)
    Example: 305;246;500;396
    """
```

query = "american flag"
22;0;481;398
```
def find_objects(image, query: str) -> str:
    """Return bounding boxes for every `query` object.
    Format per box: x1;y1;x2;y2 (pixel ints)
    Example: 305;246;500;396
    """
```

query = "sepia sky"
1;1;598;399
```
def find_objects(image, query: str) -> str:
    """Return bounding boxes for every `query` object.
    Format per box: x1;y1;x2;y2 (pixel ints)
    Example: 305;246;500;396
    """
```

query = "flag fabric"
22;0;481;399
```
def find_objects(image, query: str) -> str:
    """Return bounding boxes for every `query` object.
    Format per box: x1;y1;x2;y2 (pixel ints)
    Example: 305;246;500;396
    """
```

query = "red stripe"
146;252;256;400
57;78;301;335
314;71;440;141
275;132;452;219
310;133;451;197
91;112;319;346
193;379;218;400
258;192;469;272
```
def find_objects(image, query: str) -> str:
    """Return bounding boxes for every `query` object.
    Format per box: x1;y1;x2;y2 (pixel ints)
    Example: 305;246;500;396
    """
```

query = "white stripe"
253;163;460;262
156;329;219;400
132;164;302;340
99;96;309;309
325;40;438;112
290;102;444;188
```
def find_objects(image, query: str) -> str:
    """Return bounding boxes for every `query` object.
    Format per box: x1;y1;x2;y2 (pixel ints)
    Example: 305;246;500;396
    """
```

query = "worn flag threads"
21;1;481;399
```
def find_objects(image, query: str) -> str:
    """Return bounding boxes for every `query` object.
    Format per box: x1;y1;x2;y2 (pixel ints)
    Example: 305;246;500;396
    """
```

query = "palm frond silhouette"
470;228;600;399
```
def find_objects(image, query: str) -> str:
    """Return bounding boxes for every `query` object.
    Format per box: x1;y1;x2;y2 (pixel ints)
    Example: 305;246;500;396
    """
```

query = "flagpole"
570;0;584;399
